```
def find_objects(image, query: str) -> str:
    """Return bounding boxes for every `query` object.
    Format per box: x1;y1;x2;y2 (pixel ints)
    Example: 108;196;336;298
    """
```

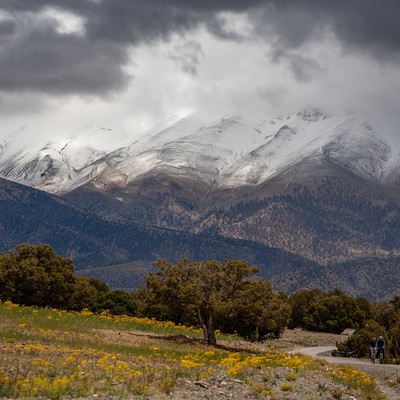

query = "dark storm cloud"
316;1;400;57
0;19;129;95
0;18;15;36
251;1;400;59
0;0;206;95
1;0;399;96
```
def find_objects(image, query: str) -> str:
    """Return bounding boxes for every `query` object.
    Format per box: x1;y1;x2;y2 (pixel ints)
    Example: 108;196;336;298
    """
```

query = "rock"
194;381;209;389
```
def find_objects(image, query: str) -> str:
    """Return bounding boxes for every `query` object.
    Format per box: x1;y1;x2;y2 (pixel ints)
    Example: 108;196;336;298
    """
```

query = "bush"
334;322;386;358
90;290;137;316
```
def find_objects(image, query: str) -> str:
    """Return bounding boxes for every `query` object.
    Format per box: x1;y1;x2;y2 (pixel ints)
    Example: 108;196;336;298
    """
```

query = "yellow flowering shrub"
0;301;385;399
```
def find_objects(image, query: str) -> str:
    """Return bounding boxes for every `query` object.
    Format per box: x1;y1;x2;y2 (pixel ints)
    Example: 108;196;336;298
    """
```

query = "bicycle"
376;347;386;364
370;347;376;364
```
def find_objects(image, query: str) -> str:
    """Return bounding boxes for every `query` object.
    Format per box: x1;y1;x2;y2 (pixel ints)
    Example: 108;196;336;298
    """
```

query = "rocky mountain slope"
1;108;400;299
2;108;400;198
57;109;400;265
0;177;318;287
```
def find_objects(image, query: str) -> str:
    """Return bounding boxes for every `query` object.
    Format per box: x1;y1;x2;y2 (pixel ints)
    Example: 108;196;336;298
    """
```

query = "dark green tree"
68;276;104;311
373;300;400;331
335;328;375;358
0;244;138;317
289;288;325;328
290;289;371;333
0;244;75;309
144;259;290;345
90;290;137;316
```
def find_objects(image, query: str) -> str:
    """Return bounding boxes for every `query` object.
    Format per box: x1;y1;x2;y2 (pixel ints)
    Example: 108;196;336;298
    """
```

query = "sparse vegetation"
0;301;387;399
2;245;400;363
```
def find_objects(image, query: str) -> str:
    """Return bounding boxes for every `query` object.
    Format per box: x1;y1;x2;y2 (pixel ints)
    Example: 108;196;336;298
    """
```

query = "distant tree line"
2;244;400;355
334;295;400;360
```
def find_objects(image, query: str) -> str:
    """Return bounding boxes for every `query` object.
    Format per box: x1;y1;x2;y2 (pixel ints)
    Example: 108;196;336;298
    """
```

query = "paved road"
290;345;400;371
289;346;400;399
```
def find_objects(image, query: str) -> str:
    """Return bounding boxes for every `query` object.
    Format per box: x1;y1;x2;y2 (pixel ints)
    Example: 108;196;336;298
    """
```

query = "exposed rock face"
2;109;400;299
2;109;400;197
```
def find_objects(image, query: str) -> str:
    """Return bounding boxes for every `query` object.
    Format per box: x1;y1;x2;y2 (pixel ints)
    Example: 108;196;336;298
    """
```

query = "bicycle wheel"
370;348;376;364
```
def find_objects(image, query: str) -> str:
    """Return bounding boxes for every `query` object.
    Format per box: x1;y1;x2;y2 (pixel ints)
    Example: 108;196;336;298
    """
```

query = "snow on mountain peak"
1;109;399;194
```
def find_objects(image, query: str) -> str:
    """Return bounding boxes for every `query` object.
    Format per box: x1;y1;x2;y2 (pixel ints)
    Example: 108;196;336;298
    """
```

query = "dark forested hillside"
0;178;316;275
3;173;400;300
63;169;400;266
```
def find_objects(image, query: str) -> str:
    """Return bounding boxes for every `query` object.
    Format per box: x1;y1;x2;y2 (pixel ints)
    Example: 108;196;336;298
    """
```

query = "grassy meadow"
0;301;387;399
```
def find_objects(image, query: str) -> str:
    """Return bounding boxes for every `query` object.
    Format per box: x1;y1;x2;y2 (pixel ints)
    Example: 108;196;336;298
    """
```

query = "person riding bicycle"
370;337;377;360
375;336;386;361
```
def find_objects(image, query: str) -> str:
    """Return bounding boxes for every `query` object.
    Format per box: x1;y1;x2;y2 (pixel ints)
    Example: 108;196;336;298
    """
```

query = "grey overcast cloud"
1;0;400;137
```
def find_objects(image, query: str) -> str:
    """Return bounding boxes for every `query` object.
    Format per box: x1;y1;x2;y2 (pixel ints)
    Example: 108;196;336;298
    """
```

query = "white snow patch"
1;108;399;194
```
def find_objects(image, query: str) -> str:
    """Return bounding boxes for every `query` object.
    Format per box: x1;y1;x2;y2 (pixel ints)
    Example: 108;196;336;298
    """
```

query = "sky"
1;0;400;138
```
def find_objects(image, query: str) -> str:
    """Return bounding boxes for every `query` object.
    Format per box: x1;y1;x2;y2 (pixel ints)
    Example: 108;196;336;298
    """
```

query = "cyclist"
370;337;377;362
375;336;386;362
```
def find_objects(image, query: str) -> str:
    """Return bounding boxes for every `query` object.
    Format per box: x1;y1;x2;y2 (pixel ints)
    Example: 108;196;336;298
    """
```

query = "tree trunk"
198;309;208;342
197;309;217;346
205;314;217;346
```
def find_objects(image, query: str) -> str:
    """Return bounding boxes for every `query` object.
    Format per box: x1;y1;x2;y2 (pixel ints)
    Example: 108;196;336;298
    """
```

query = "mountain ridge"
2;108;400;300
0;176;318;275
2;108;400;197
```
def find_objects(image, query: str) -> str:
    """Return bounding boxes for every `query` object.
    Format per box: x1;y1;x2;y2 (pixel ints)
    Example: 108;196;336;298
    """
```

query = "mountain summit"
1;108;399;197
2;108;400;300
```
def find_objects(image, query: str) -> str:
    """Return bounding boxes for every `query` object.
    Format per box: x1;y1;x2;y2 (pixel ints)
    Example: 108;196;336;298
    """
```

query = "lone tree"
144;259;290;345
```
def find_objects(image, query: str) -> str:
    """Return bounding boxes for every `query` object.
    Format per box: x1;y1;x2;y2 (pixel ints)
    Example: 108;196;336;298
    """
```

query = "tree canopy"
0;243;76;309
0;244;137;317
289;288;372;334
143;259;290;345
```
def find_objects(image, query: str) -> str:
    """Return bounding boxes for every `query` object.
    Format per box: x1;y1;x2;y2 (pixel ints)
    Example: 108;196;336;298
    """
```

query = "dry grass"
277;328;344;347
0;302;385;399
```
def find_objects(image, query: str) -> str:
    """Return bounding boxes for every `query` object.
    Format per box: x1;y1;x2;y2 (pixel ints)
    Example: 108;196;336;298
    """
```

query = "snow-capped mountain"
1;108;399;196
0;122;133;192
3;108;400;298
